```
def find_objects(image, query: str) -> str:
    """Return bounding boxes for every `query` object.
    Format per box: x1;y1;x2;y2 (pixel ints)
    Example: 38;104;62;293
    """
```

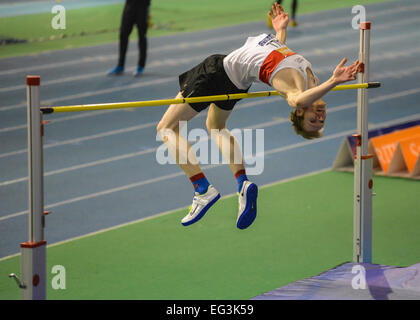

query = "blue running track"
1;0;419;258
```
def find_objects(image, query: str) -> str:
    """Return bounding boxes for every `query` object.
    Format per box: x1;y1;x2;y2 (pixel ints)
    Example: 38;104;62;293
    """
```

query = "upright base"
353;157;373;263
20;241;47;300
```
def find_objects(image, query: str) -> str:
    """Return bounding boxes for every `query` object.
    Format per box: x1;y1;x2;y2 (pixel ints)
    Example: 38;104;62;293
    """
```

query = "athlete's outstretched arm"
269;3;289;43
284;58;361;108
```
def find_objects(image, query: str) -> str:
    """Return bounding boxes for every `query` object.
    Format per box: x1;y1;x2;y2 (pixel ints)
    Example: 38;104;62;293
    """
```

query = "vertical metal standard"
353;22;373;263
20;75;47;300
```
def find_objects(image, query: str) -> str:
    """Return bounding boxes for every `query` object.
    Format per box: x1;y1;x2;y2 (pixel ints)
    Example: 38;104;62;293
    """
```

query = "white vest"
223;33;313;90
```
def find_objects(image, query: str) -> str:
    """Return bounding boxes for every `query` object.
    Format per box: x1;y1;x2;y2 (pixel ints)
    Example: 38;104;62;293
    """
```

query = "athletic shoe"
289;20;298;27
237;181;258;229
181;185;220;226
108;65;124;76
133;66;144;77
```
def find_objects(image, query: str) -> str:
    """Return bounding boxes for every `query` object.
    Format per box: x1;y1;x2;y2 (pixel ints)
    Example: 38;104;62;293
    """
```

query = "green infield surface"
0;0;390;58
1;170;419;300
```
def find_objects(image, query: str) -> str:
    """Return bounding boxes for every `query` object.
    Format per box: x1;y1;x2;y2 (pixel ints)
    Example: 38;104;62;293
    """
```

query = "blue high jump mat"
252;262;420;300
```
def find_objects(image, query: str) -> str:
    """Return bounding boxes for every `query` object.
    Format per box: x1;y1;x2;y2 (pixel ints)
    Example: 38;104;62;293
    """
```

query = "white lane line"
0;97;283;186
0;18;420;115
0;121;158;159
299;3;420;29
3;43;420;135
2;14;419;95
1;20;419;114
1;76;420;163
0;108;124;133
0;34;243;77
372;65;420;80
0;56;204;94
1;112;419;223
0;75;180;112
1;2;419;77
0;149;156;187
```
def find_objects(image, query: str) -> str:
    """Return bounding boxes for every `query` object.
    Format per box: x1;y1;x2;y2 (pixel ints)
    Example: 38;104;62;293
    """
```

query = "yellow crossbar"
41;82;380;114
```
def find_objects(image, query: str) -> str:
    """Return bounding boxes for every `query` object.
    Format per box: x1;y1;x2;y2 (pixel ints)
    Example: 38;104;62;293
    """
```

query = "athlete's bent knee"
157;120;179;135
206;119;226;133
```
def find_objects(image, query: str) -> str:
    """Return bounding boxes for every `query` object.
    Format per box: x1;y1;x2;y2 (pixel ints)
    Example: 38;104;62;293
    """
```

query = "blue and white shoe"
181;185;220;226
108;65;124;76
133;66;144;77
236;181;258;229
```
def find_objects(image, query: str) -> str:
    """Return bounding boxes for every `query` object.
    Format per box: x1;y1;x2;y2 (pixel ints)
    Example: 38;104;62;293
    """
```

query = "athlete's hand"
269;3;289;31
332;58;361;84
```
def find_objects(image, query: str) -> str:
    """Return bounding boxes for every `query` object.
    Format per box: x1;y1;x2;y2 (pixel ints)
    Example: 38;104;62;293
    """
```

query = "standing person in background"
108;0;151;77
267;0;298;28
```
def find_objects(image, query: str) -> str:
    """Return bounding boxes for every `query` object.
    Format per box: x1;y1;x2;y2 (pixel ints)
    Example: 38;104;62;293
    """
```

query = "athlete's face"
297;100;327;133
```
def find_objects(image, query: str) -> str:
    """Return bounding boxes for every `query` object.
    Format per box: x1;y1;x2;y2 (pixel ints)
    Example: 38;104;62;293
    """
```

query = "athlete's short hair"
289;109;323;139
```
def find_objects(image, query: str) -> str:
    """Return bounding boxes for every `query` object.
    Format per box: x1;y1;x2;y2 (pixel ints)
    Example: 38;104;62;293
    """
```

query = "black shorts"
178;54;250;113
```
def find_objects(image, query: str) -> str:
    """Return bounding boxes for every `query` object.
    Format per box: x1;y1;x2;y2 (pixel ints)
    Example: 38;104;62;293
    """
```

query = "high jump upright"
353;21;373;264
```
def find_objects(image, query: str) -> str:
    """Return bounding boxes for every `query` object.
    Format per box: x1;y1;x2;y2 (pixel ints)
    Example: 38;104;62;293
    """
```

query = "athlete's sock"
190;172;210;195
235;169;248;192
